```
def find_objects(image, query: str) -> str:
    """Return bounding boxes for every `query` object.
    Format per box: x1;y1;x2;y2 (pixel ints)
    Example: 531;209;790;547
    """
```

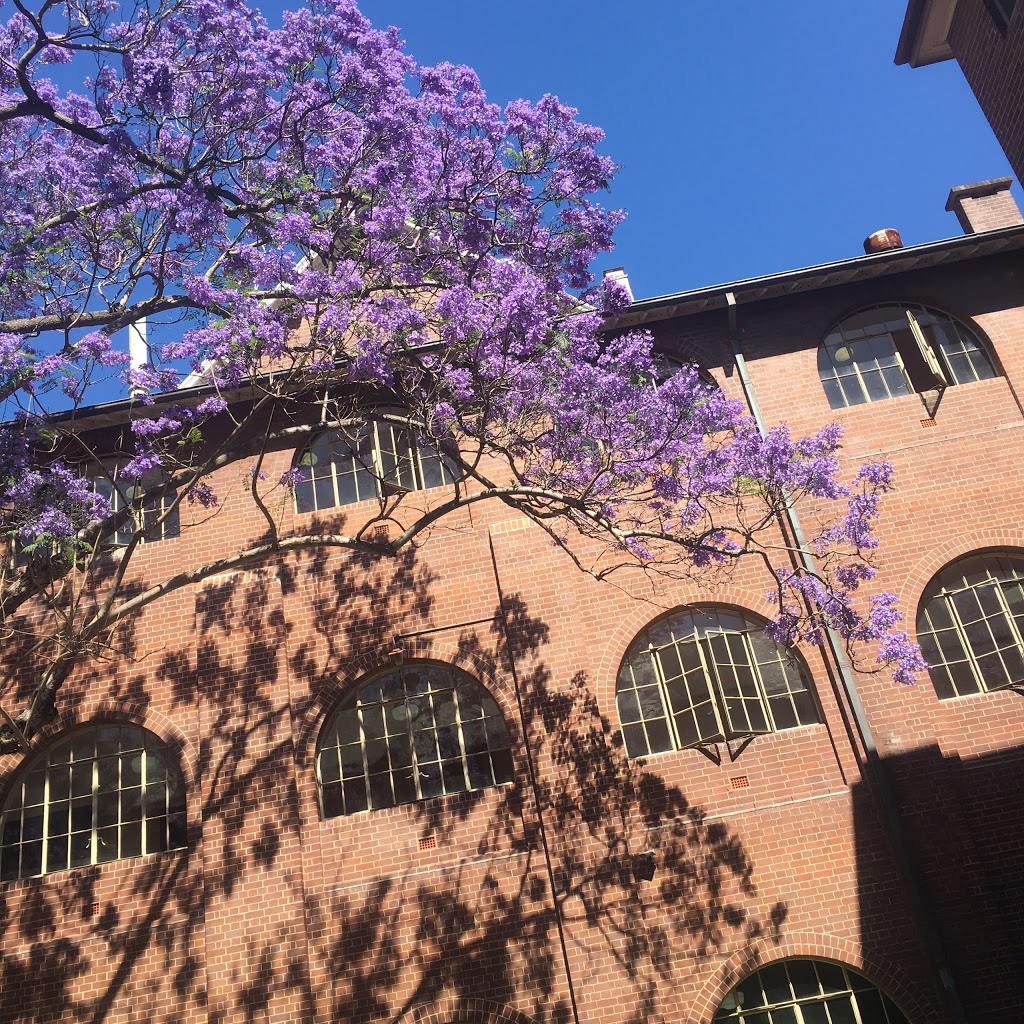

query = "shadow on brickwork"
0;554;788;1024
313;592;787;1024
854;738;1024;1024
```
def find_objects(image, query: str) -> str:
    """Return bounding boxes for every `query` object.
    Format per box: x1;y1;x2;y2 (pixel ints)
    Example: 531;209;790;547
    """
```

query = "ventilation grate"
921;418;937;428
417;835;437;851
730;775;750;790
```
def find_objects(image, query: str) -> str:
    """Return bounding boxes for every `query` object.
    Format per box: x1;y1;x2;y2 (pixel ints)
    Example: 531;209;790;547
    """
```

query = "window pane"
69;832;91;868
22;840;43;876
645;718;672;753
622;723;650;758
96;827;119;863
46;834;69;873
342;779;367;815
48;800;70;836
120;821;142;859
168;813;188;849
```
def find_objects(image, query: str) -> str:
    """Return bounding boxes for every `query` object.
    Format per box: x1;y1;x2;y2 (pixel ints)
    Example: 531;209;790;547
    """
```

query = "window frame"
87;460;180;546
616;607;820;759
293;418;459;514
984;0;1017;32
0;725;188;881
916;551;1024;699
817;304;996;410
714;958;910;1024
316;662;515;818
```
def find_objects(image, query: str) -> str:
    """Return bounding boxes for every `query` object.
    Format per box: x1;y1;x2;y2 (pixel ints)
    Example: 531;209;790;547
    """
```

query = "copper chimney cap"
863;228;904;254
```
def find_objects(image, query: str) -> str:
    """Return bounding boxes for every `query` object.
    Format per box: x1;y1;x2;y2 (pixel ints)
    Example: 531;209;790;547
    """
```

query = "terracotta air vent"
863;228;903;254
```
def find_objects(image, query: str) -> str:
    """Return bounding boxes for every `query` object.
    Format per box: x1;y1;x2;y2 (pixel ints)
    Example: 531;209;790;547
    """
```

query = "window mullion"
357;705;373;810
91;750;99;867
329;436;341;508
371;421;386;498
412;436;425;491
451;690;472;792
40;767;50;877
406;699;423;801
140;748;148;856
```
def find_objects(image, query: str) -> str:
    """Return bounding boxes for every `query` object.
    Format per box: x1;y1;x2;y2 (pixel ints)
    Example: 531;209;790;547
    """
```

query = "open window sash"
703;631;775;740
906;310;949;389
650;636;727;748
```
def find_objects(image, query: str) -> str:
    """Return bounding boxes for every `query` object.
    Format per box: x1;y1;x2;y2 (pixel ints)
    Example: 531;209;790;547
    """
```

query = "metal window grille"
714;959;909;1024
616;609;819;758
818;305;995;410
917;552;1024;699
0;725;187;881
317;664;514;818
294;421;458;514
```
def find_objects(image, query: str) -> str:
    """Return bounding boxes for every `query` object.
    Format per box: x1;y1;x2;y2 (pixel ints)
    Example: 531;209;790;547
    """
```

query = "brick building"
897;0;1024;183
2;181;1024;1024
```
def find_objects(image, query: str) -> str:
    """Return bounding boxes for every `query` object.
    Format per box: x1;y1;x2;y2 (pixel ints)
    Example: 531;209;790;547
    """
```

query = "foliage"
0;0;924;752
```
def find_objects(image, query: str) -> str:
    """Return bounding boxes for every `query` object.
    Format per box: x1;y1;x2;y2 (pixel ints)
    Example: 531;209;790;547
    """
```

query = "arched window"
917;551;1024;699
0;725;187;880
616;607;819;758
88;461;179;545
818;305;995;409
317;663;514;817
714;959;910;1023
293;420;458;513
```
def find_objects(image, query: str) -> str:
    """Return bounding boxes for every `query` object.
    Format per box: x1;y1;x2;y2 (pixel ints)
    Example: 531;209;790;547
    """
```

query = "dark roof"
604;224;1024;331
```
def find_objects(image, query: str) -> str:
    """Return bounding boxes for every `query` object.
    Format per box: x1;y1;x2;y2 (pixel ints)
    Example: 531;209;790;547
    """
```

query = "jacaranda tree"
0;0;924;754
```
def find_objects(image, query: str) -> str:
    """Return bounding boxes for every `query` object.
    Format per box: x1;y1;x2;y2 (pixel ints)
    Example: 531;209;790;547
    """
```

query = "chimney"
603;267;634;303
945;178;1024;233
128;318;149;398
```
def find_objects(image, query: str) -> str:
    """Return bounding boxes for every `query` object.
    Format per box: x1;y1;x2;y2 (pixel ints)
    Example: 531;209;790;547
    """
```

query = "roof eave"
895;0;958;67
604;224;1024;331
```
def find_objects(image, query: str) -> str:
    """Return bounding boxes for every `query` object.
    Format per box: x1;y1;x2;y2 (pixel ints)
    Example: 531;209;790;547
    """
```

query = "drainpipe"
724;291;968;1024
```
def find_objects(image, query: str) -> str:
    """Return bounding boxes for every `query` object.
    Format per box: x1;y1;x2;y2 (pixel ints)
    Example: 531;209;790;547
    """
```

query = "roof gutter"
606;222;1024;331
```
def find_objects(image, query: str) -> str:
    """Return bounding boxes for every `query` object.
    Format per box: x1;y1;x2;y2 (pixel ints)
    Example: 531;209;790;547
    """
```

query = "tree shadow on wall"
0;559;787;1024
311;593;788;1024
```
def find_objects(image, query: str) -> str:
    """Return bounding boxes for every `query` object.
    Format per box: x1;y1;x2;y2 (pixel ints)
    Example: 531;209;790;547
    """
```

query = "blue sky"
352;0;1018;301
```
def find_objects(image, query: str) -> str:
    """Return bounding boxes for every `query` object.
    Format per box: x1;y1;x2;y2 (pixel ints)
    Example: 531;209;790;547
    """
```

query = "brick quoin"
4;210;1024;1020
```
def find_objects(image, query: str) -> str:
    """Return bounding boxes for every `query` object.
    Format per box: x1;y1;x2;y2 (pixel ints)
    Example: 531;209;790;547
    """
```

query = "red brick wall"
3;250;1024;1023
949;0;1024;183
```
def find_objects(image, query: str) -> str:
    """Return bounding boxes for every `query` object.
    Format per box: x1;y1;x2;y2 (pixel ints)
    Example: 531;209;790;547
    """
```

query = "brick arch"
295;642;518;772
592;584;807;725
685;933;942;1024
402;997;538;1024
0;700;198;819
897;529;1024;628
